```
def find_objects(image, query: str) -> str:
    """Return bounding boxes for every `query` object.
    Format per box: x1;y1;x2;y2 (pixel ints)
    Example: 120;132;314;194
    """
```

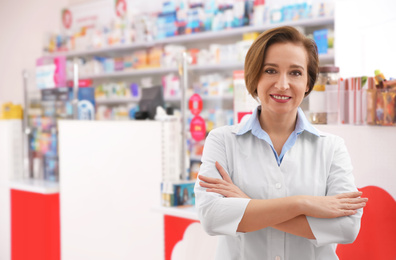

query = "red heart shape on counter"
337;186;396;260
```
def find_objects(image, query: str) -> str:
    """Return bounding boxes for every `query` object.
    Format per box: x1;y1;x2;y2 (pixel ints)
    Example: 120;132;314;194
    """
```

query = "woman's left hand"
198;161;250;199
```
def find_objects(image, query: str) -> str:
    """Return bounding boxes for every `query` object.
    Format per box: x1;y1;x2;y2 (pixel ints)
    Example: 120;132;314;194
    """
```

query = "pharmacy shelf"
189;62;244;72
96;97;140;104
190;155;202;161
96;94;233;105
318;50;335;64
46;17;334;59
189;52;334;72
71;67;178;80
166;94;233;103
69;50;334;81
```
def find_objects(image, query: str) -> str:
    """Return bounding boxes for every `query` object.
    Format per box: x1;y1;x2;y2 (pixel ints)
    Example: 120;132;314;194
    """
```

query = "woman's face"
257;42;309;117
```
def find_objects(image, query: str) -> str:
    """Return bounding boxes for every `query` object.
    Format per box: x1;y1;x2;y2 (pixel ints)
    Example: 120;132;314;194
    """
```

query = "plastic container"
321;66;340;124
309;84;326;124
309;65;339;124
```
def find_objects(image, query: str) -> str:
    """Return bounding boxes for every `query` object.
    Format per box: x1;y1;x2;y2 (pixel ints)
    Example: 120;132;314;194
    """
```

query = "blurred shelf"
190;155;202;161
46;17;334;58
68;50;334;81
319;50;335;64
165;94;233;103
96;97;140;104
189;62;244;72
70;67;178;80
203;94;234;101
95;94;233;105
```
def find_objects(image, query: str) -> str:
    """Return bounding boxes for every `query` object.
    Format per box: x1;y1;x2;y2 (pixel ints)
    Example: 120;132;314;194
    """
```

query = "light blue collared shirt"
236;106;320;166
195;105;361;259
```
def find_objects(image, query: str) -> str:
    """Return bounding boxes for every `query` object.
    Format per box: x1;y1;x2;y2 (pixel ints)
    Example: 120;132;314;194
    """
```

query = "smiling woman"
194;26;366;260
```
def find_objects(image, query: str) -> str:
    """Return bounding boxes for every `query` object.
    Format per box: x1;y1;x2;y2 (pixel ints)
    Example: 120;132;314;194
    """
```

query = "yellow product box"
243;32;259;41
0;103;23;119
148;46;164;68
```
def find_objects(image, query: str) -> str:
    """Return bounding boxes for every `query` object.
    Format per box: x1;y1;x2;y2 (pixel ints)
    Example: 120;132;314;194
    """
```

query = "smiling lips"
270;94;292;103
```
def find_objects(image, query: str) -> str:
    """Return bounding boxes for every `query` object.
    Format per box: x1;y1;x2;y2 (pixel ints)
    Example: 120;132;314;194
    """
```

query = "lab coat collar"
233;106;321;137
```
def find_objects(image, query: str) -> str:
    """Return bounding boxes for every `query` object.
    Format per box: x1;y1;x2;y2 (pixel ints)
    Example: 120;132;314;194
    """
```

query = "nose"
275;73;290;91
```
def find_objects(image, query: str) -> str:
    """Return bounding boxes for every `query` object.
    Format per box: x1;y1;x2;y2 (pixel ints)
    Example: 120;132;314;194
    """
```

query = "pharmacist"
195;26;367;260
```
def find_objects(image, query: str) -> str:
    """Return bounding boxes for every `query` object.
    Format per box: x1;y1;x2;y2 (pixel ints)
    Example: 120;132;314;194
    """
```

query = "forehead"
264;42;308;67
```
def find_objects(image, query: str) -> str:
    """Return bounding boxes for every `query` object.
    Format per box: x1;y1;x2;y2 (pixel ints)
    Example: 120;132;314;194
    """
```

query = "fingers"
199;181;226;190
341;202;366;210
215;161;232;183
337;196;367;212
336;191;363;199
206;188;240;198
198;174;223;184
342;210;358;216
337;194;368;210
340;197;368;204
198;162;232;184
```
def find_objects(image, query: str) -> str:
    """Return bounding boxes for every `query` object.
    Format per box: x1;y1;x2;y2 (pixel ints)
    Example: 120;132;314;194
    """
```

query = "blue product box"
104;58;115;72
161;181;196;207
43;152;59;182
314;29;329;54
77;87;95;120
174;182;195;206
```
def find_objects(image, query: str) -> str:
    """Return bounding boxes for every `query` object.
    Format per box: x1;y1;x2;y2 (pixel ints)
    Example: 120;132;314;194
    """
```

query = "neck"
259;108;298;136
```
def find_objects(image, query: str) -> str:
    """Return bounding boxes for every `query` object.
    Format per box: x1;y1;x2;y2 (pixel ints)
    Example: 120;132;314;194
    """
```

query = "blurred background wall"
0;0;68;104
0;0;164;105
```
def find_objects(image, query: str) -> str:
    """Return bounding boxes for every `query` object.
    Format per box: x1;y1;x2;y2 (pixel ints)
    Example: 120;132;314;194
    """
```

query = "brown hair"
244;26;319;99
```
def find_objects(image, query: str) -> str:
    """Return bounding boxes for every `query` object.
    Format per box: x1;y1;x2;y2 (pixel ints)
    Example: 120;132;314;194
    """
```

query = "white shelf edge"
8;178;60;194
165;94;234;103
96;97;140;104
69;67;179;80
152;205;199;220
68;51;334;80
45;17;334;58
203;94;234;101
190;155;202;161
94;94;233;105
189;62;244;71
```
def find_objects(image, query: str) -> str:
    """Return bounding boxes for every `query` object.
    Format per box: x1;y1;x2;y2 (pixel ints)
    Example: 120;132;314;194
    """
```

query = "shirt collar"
235;106;320;137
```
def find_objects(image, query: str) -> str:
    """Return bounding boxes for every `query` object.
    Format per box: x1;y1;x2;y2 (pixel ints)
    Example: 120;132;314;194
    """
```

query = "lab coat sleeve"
194;128;251;237
307;136;363;247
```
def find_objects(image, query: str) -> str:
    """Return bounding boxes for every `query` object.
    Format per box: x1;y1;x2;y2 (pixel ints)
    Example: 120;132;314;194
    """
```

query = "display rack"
68;67;179;81
70;51;335;81
46;17;334;59
95;93;233;105
47;17;335;117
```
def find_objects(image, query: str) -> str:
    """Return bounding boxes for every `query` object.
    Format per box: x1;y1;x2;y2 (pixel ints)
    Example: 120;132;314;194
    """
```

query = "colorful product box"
36;56;67;89
161;181;195;207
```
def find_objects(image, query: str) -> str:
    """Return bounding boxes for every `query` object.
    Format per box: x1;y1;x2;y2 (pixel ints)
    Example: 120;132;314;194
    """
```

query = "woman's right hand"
299;191;368;218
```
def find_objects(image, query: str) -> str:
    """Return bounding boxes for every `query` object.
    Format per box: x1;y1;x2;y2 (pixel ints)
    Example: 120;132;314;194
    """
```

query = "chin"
268;106;298;115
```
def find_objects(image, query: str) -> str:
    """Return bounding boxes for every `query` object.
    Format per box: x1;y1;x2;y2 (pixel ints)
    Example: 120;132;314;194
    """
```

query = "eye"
264;68;277;74
290;70;303;76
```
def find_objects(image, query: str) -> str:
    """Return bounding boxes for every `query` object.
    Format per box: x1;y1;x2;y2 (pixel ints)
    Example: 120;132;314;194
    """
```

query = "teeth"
272;95;290;100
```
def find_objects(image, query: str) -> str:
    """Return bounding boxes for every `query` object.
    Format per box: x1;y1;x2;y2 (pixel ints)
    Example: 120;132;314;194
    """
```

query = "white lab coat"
194;108;362;260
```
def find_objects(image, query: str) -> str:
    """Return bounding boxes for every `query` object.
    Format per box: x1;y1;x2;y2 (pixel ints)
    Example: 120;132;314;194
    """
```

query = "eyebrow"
263;63;305;70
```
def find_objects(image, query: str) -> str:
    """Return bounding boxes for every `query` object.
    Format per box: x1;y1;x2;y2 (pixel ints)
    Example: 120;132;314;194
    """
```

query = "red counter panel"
11;189;60;260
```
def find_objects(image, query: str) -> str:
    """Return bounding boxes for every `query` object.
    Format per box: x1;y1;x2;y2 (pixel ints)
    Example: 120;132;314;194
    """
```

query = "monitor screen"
138;85;165;119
